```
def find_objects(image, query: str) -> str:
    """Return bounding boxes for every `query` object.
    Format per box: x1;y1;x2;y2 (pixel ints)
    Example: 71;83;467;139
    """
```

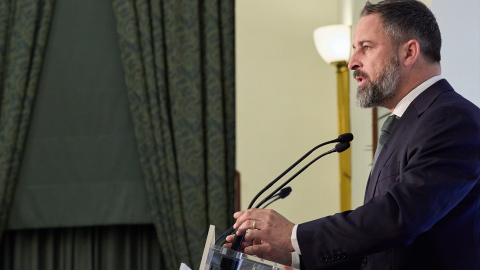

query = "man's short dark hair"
361;0;442;63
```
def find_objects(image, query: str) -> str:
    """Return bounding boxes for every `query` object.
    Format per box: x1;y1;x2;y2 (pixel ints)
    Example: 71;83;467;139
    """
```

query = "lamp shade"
313;24;351;64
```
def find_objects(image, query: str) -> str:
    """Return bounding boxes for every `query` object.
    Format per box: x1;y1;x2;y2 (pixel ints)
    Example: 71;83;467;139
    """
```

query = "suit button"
335;250;345;260
361;257;368;267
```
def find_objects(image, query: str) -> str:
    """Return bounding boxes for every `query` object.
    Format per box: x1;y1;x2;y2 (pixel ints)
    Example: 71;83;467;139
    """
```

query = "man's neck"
392;75;443;117
383;63;441;112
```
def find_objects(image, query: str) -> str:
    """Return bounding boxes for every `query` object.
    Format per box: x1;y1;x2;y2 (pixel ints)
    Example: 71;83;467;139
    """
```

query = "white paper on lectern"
179;263;192;270
199;225;216;269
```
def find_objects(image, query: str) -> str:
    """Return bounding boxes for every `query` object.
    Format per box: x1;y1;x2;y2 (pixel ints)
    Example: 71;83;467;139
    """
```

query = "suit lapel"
364;79;453;202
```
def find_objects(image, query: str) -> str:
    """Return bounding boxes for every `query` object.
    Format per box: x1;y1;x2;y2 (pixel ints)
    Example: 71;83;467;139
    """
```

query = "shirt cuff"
291;224;301;255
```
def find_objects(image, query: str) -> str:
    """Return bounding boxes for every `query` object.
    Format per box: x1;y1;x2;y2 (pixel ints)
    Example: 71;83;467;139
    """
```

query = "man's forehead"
352;14;386;43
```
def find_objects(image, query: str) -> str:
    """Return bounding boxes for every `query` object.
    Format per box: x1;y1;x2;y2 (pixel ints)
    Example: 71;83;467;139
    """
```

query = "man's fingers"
224;233;257;250
231;208;295;252
252;238;262;245
225;234;234;243
244;244;265;256
236;219;260;235
233;210;245;219
242;230;260;243
244;243;293;266
233;208;267;229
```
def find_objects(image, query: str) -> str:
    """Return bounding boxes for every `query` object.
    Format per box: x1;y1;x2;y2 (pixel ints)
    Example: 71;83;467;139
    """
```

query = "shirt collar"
392;75;443;117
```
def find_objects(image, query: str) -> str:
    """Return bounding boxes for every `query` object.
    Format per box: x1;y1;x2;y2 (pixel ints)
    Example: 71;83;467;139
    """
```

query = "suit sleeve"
297;102;480;269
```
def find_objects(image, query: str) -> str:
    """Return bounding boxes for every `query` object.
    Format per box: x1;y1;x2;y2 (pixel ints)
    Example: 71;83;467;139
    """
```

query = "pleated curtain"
0;0;55;239
112;0;236;268
0;0;235;269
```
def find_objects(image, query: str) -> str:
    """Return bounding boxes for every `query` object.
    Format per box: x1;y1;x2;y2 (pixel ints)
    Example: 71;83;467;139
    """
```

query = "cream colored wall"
236;0;343;224
432;0;480;107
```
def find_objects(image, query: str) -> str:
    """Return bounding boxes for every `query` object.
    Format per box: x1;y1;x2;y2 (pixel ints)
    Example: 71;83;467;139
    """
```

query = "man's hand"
224;237;293;266
231;208;295;253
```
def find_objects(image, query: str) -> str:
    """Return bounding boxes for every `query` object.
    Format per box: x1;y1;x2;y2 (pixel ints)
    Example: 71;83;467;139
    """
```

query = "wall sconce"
313;24;352;212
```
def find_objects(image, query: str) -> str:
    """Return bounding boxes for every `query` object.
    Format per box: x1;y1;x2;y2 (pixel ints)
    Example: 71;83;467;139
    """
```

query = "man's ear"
401;39;420;67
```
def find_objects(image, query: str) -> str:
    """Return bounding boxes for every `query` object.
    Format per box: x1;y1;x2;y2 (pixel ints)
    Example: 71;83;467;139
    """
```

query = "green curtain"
0;225;164;270
0;0;55;241
112;0;236;269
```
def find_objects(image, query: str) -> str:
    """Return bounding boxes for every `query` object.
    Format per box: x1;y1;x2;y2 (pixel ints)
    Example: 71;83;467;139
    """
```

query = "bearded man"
226;0;480;269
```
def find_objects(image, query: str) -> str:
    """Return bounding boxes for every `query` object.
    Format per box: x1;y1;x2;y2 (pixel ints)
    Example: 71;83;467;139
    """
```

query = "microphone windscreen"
335;142;350;153
278;186;292;198
337;133;354;143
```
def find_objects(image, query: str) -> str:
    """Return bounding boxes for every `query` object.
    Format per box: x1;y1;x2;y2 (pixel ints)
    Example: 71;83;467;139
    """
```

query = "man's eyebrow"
353;40;374;48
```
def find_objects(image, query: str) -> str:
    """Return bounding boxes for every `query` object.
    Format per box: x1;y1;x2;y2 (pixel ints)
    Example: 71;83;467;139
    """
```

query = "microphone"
254;142;350;209
335;141;351;153
269;187;293;202
247;133;353;209
217;134;353;246
230;138;353;251
337;133;354;144
261;186;292;209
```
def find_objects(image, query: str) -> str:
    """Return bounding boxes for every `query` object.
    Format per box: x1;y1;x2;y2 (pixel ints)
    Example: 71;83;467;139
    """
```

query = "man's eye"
363;46;370;50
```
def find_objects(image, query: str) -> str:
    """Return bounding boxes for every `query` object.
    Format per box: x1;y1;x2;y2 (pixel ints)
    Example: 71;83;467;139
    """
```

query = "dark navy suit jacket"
297;79;480;270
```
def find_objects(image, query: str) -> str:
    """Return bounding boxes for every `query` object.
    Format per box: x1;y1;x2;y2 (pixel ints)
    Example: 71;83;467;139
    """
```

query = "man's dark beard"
355;55;401;108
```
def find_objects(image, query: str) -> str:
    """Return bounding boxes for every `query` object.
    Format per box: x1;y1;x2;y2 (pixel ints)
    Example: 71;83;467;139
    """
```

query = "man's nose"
348;51;361;70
